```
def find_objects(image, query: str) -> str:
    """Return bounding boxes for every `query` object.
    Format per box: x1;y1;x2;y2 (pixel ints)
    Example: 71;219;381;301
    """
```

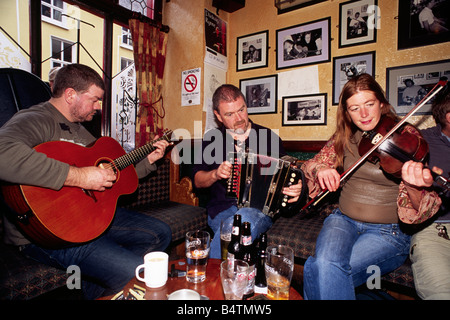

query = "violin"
359;115;450;188
359;116;428;178
301;79;449;213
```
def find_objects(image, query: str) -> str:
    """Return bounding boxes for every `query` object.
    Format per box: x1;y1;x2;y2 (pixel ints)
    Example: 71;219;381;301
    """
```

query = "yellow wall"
0;0;30;61
163;0;212;139
162;0;449;141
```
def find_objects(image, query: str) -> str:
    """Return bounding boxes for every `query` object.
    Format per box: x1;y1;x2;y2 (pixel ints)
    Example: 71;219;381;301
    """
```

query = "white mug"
135;251;168;288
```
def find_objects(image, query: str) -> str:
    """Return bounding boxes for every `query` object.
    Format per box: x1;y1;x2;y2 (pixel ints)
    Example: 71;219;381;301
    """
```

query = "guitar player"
0;64;172;299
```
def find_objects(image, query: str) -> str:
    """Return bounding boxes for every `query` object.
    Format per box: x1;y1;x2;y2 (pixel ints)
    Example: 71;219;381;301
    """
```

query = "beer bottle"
254;232;267;294
226;214;242;261
240;222;256;299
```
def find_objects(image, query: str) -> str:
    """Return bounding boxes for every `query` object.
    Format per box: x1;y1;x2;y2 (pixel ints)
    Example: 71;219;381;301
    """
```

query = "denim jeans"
21;207;172;299
208;206;273;259
303;209;410;300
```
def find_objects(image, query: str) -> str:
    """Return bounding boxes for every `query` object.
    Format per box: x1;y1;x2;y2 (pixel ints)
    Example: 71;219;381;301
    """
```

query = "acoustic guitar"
1;130;174;248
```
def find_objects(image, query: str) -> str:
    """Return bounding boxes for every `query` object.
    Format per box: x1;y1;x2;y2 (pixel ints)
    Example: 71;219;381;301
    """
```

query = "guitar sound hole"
97;160;118;182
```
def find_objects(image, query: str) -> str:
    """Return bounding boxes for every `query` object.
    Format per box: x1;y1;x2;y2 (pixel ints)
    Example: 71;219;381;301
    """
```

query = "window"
118;0;156;19
120;57;134;71
51;37;75;68
41;0;66;27
121;27;133;48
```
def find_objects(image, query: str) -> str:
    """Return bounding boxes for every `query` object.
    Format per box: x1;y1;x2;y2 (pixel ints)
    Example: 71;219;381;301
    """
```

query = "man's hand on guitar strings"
146;135;170;164
66;165;116;192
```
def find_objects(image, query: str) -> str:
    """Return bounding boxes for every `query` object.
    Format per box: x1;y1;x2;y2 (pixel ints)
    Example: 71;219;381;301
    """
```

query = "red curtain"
129;19;168;147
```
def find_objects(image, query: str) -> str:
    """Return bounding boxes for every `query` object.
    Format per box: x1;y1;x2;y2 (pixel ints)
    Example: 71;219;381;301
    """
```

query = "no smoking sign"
184;74;197;92
181;68;201;106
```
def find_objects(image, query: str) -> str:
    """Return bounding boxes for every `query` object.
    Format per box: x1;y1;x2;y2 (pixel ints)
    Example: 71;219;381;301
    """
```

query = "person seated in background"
48;66;60;92
410;81;450;300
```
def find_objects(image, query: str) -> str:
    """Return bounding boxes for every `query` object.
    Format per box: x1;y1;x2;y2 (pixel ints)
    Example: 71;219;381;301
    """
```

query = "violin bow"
301;79;448;213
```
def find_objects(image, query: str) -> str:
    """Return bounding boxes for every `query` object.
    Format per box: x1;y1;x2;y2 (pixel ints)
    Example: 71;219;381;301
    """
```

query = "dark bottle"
226;214;242;261
239;222;256;299
254;232;267;294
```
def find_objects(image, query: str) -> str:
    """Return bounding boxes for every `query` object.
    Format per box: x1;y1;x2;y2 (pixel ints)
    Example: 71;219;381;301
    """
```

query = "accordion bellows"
226;152;304;218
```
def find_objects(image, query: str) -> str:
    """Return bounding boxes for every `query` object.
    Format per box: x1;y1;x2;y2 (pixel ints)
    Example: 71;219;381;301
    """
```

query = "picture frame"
240;75;278;115
339;0;378;48
397;0;450;50
332;51;376;105
276;17;331;70
276;0;327;15
282;93;327;126
386;59;450;115
236;30;269;72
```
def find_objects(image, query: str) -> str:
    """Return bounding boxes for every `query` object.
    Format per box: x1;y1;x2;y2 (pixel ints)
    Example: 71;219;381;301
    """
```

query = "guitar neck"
112;134;172;171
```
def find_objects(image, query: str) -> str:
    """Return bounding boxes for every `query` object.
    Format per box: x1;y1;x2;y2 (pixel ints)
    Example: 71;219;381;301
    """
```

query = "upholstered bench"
0;155;207;300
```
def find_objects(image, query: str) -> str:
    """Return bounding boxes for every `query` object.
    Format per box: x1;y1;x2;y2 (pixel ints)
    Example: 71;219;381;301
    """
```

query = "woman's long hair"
333;73;398;170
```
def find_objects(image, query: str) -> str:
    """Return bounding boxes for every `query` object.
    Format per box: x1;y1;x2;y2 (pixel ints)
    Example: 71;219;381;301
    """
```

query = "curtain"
129;19;168;147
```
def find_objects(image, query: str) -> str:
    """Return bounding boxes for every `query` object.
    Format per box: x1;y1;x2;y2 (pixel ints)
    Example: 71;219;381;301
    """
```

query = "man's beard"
232;120;247;134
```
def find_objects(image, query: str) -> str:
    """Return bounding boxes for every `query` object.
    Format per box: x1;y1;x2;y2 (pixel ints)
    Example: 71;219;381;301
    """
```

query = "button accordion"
225;152;305;218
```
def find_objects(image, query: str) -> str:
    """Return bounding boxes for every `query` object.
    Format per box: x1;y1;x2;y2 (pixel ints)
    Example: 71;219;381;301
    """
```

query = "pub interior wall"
162;0;448;141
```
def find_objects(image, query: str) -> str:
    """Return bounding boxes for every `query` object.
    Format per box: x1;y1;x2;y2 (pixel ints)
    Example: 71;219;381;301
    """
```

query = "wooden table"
103;258;302;300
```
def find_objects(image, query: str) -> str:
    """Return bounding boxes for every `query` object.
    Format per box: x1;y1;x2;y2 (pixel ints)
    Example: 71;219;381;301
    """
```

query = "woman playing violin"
302;73;442;300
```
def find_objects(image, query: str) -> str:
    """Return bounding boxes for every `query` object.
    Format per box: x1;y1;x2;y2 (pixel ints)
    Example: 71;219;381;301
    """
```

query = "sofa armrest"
169;153;199;206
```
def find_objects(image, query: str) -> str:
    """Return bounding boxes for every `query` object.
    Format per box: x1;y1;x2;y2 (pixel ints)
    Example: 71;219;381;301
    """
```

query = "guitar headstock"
161;129;173;141
160;129;181;145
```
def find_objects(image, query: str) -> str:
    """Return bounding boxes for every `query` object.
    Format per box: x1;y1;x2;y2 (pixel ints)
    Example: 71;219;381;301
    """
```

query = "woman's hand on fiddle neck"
401;161;440;210
401;161;437;189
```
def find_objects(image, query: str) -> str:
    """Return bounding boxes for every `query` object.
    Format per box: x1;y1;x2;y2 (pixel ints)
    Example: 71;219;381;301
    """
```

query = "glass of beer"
185;230;210;283
265;245;294;300
220;219;233;260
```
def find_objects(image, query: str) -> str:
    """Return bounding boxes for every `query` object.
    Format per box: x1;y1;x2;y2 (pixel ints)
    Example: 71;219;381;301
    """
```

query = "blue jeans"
208;206;273;259
303;209;410;300
21;207;172;300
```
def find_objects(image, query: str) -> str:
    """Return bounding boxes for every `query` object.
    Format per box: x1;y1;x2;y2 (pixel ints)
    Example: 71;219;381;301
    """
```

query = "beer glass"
220;219;233;260
185;230;210;283
265;245;294;300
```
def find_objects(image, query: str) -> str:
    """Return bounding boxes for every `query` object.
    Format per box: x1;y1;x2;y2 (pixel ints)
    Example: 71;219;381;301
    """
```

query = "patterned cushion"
130;201;207;242
122;158;171;207
267;212;326;261
381;258;414;289
0;243;67;300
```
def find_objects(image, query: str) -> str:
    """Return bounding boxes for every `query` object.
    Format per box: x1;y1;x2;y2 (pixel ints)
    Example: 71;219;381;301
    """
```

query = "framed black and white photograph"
332;51;375;104
386;59;450;115
282;93;327;126
276;0;327;15
397;0;450;50
236;30;268;72
240;75;278;115
276;17;331;70
339;0;378;48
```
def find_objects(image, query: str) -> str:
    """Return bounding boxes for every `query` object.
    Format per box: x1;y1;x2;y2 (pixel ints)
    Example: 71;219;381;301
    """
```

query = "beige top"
339;131;400;224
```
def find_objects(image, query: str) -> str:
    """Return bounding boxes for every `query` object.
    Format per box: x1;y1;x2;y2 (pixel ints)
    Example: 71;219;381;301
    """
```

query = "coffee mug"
135;251;168;288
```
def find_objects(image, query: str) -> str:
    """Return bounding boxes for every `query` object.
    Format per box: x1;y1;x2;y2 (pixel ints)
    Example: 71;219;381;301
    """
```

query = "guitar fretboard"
112;131;172;171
